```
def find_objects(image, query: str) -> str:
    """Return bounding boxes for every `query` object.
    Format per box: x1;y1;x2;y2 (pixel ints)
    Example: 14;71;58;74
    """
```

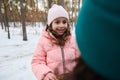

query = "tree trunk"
58;0;64;7
20;0;27;41
47;0;53;8
3;0;10;39
10;1;16;27
78;0;80;11
0;0;4;29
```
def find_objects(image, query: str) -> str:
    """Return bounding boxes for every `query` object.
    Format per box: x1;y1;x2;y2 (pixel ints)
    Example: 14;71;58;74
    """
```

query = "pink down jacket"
31;27;80;80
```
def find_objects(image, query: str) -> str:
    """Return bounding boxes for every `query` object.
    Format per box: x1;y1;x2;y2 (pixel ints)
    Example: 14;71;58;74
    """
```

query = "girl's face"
51;17;68;35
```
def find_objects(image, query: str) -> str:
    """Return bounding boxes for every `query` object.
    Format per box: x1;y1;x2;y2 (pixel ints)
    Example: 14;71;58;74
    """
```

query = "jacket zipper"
61;47;65;74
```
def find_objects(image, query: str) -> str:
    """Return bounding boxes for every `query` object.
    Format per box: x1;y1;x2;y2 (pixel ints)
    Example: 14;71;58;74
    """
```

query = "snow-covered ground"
0;23;75;80
0;23;43;80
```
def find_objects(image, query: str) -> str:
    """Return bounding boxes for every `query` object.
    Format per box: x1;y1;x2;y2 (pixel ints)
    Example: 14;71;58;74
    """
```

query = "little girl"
31;4;80;80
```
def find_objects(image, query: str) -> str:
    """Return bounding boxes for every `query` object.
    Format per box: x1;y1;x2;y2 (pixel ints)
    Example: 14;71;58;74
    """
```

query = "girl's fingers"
44;73;58;80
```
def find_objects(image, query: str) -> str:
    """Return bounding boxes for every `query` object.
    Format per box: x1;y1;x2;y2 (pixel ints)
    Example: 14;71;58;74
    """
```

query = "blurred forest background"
0;0;83;40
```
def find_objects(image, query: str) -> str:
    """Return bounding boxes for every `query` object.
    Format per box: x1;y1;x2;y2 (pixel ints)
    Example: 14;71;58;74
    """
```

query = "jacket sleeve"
72;36;80;58
31;38;53;80
74;40;80;58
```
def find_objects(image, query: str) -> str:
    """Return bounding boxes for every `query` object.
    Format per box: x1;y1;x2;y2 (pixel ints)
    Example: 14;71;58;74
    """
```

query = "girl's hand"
44;72;58;80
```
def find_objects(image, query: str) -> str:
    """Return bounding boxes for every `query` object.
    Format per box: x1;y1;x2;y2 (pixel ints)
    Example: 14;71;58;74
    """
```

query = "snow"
0;23;75;80
0;23;43;80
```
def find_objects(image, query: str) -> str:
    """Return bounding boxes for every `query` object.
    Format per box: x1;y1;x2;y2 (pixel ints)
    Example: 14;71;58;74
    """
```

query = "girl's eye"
55;21;60;24
54;20;67;24
62;20;67;24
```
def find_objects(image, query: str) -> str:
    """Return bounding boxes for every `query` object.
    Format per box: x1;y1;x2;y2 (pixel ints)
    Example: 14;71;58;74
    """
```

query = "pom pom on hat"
47;4;69;26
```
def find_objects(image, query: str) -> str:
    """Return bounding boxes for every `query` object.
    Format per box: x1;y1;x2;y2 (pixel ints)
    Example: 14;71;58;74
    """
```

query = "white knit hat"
47;4;69;26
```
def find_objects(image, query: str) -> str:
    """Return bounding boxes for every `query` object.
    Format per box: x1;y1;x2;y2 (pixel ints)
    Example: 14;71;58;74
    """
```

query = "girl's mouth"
57;29;66;34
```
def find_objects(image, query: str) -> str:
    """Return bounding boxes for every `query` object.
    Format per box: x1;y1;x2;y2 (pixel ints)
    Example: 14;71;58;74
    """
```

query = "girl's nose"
59;22;65;27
